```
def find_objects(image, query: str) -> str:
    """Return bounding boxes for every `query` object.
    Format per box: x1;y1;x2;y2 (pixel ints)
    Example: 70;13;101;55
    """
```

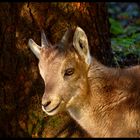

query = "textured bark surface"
0;2;113;137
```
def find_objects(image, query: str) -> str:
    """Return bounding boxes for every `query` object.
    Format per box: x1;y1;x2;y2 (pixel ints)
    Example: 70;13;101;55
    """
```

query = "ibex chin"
28;27;140;137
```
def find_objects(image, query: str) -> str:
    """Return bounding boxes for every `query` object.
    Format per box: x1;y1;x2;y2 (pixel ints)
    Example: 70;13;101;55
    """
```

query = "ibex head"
28;27;92;116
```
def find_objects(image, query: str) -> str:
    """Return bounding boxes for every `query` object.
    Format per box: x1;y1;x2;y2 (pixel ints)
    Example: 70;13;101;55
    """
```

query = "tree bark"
0;3;19;137
0;2;113;137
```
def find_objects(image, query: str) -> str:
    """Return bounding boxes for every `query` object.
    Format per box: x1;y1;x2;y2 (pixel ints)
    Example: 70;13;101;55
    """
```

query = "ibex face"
28;27;92;116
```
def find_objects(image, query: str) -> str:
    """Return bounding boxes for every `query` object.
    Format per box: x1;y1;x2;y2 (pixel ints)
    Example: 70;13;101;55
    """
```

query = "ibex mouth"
42;100;64;116
47;101;61;113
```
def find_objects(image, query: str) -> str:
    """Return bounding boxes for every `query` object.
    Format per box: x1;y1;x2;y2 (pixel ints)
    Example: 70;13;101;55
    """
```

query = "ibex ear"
73;27;92;65
28;39;42;59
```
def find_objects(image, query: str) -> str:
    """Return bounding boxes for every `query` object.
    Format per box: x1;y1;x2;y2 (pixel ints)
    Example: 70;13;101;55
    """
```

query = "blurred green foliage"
108;2;140;66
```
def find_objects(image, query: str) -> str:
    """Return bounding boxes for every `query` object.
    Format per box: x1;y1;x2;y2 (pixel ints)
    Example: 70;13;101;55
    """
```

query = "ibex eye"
64;68;74;76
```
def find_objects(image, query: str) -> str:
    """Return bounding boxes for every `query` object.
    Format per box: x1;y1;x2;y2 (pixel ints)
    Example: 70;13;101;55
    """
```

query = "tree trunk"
0;2;113;137
0;3;19;137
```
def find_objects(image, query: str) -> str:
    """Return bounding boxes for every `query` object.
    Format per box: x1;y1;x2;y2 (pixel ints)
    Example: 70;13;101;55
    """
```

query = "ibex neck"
67;93;97;137
66;59;104;137
66;58;127;137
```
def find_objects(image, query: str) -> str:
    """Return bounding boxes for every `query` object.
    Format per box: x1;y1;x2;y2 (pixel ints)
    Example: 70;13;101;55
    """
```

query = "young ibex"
28;27;140;137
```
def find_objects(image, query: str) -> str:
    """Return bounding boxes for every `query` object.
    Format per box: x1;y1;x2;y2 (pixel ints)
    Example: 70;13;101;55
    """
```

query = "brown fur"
74;59;140;137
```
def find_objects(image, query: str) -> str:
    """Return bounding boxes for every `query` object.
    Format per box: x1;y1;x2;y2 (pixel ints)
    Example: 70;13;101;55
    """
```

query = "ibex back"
28;27;140;137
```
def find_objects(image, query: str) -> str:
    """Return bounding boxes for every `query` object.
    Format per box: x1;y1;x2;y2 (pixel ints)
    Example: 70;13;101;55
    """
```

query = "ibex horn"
41;30;49;47
28;39;41;59
60;28;74;46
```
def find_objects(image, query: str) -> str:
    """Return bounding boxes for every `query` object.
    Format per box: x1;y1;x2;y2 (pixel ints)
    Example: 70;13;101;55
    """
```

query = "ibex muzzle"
28;27;140;137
